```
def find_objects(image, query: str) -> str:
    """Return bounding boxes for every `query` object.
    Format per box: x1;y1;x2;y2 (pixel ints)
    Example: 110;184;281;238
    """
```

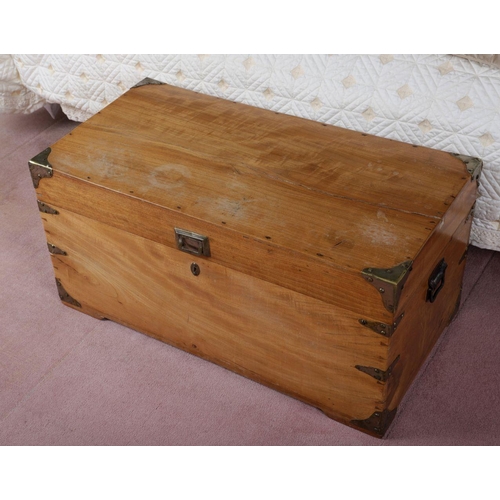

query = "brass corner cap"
362;260;413;287
131;77;165;89
450;153;483;181
28;147;53;188
55;278;81;308
351;407;397;437
29;147;52;168
362;260;413;313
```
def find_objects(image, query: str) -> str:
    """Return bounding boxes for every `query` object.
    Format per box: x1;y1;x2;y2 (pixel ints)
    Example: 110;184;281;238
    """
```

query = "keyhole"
191;263;200;276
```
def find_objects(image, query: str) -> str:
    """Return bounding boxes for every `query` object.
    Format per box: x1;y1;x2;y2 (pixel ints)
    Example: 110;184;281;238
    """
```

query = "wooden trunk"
29;79;481;437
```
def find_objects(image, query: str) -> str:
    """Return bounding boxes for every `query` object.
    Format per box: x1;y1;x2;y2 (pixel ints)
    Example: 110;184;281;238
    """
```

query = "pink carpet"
1;108;498;445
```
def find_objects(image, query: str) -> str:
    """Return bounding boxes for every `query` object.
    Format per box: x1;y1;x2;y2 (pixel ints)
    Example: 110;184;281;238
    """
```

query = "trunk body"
30;81;480;437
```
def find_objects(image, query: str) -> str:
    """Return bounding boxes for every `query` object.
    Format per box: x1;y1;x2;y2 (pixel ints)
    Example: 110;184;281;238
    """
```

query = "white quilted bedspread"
6;54;500;251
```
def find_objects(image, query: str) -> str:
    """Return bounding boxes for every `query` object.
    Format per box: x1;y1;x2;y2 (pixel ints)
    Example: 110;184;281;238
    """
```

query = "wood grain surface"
54;83;470;218
36;171;395;321
46;83;471;278
395;178;477;315
386;215;472;410
42;205;388;424
48;132;436;270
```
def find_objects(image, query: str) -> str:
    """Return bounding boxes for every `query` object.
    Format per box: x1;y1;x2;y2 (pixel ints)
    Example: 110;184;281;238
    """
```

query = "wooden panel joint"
465;203;476;224
458;247;468;265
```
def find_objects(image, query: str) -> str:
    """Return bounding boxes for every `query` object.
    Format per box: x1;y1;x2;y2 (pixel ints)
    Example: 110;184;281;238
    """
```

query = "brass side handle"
426;258;447;303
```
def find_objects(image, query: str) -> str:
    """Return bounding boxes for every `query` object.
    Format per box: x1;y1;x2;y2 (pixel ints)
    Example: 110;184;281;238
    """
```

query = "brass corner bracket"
358;311;405;338
450;153;483;181
28;148;52;188
55;278;81;308
351;408;398;437
132;77;165;89
355;355;400;382
362;260;413;313
38;200;59;215
47;243;67;256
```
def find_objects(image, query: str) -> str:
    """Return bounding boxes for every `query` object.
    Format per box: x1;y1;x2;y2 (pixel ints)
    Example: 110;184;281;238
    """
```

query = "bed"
2;54;499;252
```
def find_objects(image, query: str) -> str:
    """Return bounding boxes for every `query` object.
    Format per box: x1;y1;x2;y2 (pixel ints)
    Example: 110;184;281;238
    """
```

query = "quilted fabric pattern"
0;55;44;114
10;54;500;251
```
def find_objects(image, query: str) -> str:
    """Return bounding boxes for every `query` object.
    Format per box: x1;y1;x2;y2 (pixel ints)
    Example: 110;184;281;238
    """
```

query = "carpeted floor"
1;108;499;445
